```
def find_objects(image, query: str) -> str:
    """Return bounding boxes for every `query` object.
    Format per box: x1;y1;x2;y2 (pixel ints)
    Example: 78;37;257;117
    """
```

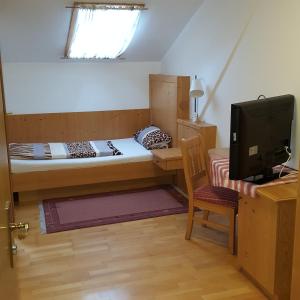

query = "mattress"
11;138;153;174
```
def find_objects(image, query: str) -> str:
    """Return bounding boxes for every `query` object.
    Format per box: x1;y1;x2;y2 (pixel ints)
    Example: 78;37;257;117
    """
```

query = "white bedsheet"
11;138;153;174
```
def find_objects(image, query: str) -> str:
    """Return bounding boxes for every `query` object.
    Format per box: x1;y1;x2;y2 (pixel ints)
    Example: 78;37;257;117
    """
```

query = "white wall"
162;0;300;168
3;61;161;114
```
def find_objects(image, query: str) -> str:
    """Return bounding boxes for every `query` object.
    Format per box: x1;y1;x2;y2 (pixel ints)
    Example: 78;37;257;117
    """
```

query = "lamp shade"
190;78;204;98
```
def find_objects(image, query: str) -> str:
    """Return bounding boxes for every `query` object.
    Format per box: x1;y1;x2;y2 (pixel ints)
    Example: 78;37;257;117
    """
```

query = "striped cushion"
193;185;239;209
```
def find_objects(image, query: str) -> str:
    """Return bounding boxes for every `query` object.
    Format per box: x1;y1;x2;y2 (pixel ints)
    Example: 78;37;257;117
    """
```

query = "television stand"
243;171;289;185
238;183;297;299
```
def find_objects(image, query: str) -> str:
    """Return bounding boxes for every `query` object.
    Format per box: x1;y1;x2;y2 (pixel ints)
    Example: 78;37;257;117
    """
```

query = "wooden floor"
14;201;266;300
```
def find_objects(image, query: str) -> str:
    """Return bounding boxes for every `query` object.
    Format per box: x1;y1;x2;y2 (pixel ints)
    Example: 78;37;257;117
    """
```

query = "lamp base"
191;114;202;123
191;114;197;122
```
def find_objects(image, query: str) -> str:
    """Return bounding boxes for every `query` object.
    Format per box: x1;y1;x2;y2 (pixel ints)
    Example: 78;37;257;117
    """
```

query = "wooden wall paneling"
149;75;178;146
6;109;150;143
149;74;190;147
291;168;300;300
177;76;190;120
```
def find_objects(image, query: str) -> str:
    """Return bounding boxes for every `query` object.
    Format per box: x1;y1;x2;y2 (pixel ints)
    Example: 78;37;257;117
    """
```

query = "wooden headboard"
6;109;150;143
149;74;190;146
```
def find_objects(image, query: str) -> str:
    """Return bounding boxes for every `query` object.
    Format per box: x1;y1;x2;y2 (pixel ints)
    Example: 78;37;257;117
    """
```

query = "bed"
10;138;160;192
11;138;152;174
6;75;190;194
10;139;175;192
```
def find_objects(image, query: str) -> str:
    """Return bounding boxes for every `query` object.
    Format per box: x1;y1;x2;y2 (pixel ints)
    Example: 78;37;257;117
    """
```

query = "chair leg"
185;208;194;240
228;209;236;255
202;210;209;227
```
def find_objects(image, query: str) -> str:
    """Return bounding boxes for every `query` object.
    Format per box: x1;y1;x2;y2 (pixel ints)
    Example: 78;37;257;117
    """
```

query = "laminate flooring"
14;201;266;300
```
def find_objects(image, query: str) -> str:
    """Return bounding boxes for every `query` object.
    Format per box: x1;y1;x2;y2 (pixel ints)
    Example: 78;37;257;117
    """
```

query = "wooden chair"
181;135;238;254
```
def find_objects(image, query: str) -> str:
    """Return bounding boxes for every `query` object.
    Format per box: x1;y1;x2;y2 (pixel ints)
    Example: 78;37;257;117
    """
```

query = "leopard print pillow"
134;125;172;150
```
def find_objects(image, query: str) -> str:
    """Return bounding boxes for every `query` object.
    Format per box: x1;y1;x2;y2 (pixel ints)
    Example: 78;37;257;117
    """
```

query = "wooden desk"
239;184;297;300
291;166;300;300
209;149;298;299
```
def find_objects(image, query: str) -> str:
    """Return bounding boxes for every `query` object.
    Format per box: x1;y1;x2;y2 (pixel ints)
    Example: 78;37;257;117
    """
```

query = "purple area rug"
41;186;187;233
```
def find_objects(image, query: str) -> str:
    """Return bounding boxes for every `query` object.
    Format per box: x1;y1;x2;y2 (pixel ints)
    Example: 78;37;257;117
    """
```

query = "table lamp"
190;75;204;122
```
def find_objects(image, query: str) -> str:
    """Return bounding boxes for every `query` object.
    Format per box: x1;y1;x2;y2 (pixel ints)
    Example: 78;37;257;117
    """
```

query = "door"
0;56;19;299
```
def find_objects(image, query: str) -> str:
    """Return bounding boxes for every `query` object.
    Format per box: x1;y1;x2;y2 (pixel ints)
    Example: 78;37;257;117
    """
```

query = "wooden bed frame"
12;161;175;192
6;75;190;194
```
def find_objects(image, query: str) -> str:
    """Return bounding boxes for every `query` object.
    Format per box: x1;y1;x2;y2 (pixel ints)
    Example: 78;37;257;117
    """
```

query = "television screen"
229;94;294;184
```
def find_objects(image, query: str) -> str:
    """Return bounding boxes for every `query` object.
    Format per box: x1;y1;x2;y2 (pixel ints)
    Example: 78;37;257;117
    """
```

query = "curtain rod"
66;2;147;10
61;56;126;60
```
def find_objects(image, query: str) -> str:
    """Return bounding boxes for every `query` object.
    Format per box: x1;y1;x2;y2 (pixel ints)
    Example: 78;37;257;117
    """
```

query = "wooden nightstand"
177;119;217;150
176;119;217;193
152;148;182;171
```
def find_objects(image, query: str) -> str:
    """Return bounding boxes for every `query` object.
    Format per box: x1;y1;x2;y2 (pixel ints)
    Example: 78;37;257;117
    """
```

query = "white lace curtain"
67;8;140;59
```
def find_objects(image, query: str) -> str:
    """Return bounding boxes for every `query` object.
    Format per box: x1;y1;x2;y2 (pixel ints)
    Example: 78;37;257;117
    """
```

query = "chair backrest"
181;134;211;198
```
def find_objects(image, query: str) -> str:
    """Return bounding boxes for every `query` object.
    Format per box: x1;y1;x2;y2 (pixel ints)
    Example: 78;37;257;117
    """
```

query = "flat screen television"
229;94;295;184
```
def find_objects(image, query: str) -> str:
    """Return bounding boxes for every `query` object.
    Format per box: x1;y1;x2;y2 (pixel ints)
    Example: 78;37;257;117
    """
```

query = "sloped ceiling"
0;0;203;62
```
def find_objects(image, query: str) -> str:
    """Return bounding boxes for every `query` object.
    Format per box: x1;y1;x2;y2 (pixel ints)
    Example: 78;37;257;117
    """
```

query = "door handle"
2;201;29;267
9;222;30;240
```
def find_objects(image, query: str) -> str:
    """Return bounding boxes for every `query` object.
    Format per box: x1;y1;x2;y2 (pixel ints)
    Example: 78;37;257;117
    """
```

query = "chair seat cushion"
193;185;239;209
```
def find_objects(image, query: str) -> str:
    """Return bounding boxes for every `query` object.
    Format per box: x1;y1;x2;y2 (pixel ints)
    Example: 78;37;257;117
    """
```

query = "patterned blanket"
9;140;122;160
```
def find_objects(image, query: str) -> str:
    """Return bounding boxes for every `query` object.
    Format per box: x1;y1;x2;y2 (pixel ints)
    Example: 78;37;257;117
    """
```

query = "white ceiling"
0;0;203;63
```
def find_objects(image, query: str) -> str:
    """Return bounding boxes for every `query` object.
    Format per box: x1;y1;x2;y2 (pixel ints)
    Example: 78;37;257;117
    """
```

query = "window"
65;3;144;59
